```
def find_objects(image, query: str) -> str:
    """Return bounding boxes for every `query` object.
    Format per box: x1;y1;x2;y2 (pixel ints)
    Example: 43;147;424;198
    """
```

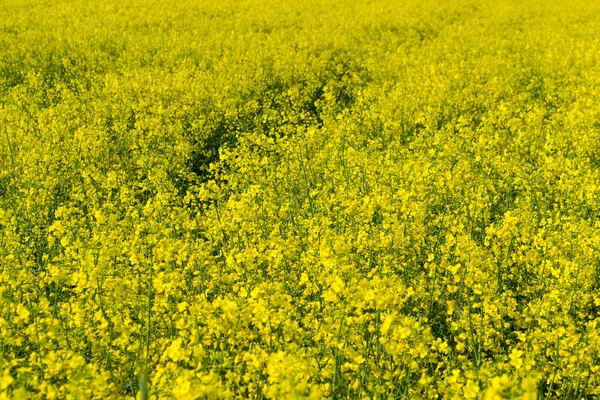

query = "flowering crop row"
1;0;600;398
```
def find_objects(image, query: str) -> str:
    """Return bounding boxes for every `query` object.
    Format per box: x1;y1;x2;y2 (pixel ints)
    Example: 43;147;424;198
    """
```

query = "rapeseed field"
1;0;600;398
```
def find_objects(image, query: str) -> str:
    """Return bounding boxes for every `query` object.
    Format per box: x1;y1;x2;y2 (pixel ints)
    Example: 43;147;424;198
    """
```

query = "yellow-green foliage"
1;0;600;398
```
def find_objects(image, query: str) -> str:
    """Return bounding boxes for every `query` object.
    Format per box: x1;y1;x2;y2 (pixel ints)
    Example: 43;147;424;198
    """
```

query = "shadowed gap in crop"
177;49;371;196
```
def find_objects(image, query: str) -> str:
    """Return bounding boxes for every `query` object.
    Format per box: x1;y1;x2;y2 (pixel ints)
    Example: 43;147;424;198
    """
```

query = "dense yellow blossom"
1;0;600;398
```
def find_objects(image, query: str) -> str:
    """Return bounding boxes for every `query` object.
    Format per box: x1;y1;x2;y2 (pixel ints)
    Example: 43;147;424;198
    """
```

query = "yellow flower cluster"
1;0;600;398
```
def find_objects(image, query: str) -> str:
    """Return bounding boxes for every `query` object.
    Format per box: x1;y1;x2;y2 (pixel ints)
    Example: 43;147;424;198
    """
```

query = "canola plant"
1;0;600;398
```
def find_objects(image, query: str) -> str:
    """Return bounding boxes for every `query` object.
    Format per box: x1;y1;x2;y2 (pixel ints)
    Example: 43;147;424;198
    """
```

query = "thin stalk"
332;301;347;397
3;121;14;170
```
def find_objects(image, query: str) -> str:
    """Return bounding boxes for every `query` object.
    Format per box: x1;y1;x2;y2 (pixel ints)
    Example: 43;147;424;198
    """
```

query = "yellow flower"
15;304;30;324
0;370;13;391
509;349;524;370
